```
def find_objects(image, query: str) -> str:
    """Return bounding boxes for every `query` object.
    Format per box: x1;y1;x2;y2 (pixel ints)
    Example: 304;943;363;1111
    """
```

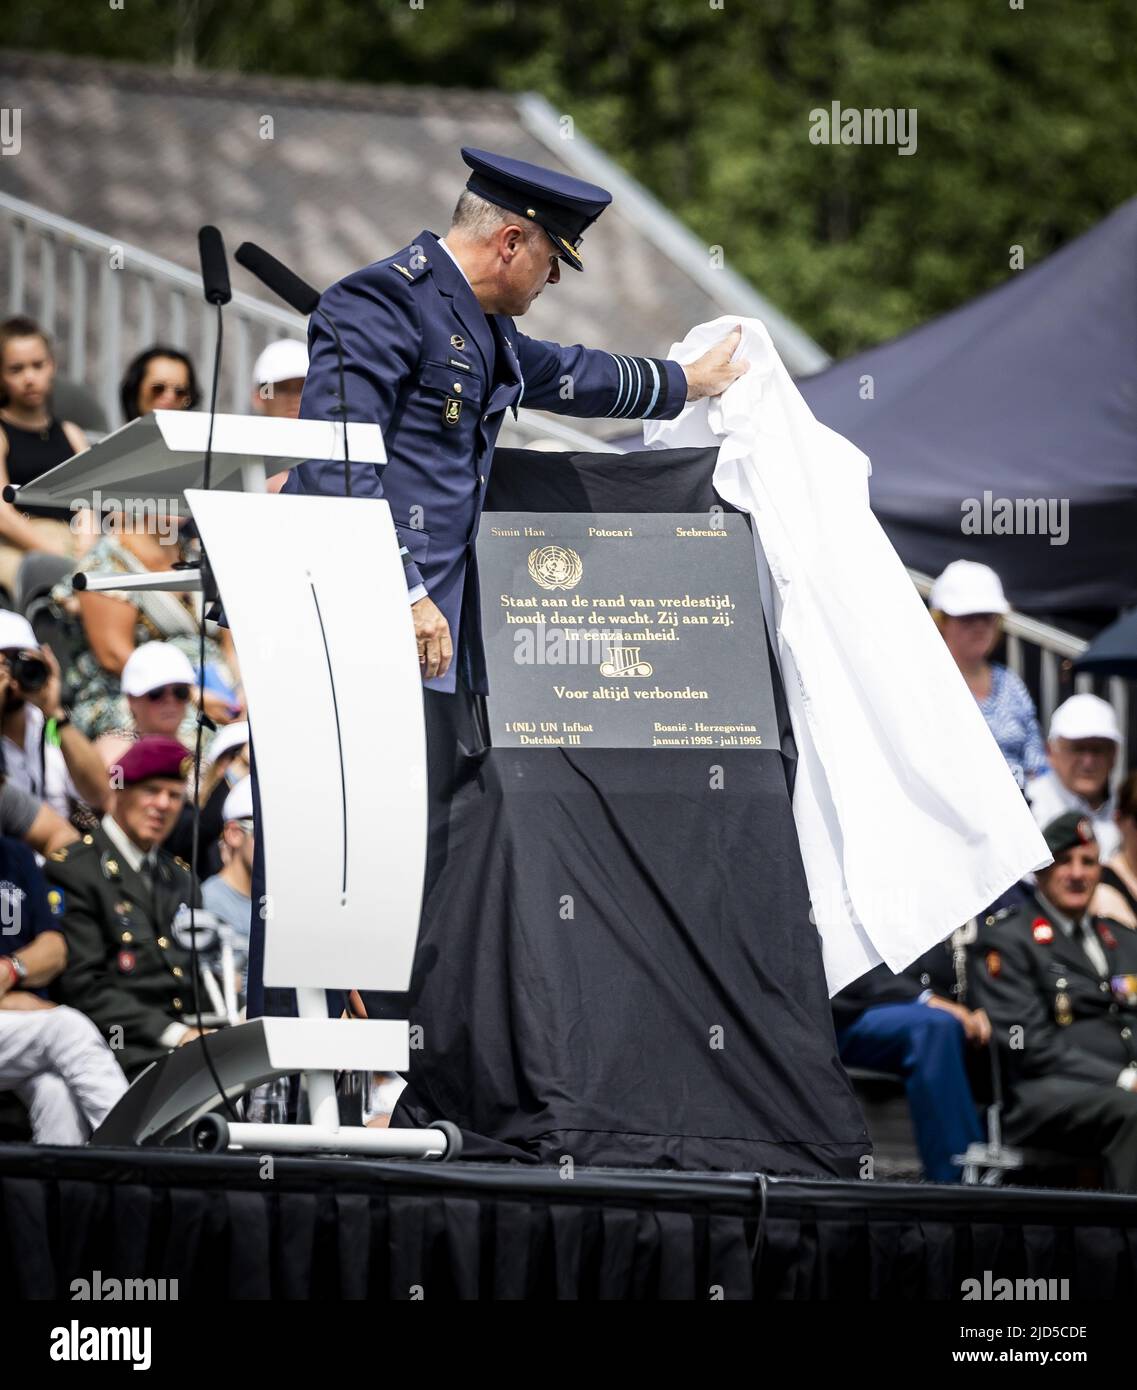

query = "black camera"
4;650;49;694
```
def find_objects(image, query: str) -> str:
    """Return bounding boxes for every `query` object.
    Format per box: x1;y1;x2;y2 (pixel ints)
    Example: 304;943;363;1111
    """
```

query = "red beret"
112;736;193;788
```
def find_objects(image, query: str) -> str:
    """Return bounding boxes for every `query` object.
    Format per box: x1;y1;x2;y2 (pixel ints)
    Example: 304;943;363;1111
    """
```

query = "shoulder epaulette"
47;832;97;864
388;248;429;284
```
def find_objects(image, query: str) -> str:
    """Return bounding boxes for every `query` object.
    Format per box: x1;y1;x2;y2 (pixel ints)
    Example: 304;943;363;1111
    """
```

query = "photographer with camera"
0;610;109;822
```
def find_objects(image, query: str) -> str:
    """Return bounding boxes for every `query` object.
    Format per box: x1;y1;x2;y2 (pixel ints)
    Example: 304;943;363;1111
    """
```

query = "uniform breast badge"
443;397;462;427
1054;991;1074;1026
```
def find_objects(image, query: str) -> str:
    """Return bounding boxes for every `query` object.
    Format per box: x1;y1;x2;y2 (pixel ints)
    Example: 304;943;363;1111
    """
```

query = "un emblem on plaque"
527;544;583;591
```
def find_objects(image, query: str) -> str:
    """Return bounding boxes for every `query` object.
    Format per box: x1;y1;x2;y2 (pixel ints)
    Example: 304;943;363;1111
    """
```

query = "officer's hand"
682;325;749;402
177;1027;212;1045
927;994;988;1044
412;595;453;681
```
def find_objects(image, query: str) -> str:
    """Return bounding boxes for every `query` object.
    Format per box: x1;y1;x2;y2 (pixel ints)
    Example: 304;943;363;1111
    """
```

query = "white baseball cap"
121;641;195;697
1049;693;1122;744
205;720;249;766
0;610;38;651
252;339;308;388
222;774;254;824
929;560;1010;617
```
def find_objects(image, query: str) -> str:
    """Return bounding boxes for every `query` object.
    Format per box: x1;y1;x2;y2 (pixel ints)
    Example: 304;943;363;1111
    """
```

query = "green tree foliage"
7;0;1135;355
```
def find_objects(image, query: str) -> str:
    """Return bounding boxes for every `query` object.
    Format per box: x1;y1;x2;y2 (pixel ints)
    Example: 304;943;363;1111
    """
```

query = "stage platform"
2;1143;1136;1299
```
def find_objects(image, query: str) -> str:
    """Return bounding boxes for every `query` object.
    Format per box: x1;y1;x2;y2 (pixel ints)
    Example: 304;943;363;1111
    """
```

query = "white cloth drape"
645;317;1050;994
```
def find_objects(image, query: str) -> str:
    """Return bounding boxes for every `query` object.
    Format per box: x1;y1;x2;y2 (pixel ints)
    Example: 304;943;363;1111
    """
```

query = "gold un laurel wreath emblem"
527;544;583;591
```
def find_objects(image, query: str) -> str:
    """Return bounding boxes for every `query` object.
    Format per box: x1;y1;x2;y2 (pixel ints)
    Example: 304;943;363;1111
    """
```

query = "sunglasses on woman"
144;683;191;702
144;382;192;402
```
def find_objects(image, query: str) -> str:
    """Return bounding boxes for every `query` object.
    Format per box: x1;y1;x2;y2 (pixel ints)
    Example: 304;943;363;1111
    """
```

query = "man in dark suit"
971;811;1137;1191
46;737;206;1079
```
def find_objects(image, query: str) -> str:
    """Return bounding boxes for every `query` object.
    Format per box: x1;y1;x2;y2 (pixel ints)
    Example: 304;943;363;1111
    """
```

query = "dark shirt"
0;833;58;997
0;416;76;519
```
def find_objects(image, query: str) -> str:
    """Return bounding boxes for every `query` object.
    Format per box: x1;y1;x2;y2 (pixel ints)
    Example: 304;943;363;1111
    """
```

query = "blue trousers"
837;1003;983;1183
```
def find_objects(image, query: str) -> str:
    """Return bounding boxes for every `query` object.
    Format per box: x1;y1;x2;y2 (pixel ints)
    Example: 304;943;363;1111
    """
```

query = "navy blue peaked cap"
460;147;612;270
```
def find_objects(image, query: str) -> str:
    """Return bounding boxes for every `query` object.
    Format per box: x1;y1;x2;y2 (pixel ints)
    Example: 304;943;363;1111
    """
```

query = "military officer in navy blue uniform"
247;149;745;1017
970;812;1137;1191
283;150;743;721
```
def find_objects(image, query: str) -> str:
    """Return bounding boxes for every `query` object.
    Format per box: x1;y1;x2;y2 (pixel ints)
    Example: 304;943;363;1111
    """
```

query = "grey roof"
0;49;826;438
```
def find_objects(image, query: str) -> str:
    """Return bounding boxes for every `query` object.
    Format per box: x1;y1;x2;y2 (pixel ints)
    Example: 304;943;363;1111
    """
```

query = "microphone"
235;240;352;497
197;225;232;307
235;242;320;316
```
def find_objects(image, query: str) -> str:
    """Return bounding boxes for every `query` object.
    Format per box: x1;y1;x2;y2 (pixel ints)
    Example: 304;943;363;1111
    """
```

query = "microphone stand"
187;298;239;1123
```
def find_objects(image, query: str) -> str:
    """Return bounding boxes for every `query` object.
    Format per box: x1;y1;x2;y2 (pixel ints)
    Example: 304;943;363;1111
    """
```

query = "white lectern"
17;412;458;1160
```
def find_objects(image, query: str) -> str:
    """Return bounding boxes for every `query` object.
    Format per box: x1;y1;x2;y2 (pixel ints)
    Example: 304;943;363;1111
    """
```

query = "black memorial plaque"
478;512;778;749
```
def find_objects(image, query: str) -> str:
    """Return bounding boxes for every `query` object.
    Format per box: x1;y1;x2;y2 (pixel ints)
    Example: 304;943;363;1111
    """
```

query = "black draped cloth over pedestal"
380;446;869;1176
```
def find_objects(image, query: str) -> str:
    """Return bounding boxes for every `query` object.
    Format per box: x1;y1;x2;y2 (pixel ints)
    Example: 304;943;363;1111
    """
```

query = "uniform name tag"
443;397;462;427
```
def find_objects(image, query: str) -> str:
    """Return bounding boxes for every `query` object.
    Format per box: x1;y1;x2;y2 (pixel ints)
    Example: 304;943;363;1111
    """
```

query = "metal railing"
2;190;305;428
1;189;1128;763
0;189;605;451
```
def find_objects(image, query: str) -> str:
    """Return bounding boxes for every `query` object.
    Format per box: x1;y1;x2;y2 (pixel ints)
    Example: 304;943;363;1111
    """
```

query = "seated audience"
833;930;988;1182
47;736;208;1079
253;339;309;494
166;719;249;877
0;729;78;857
202;773;254;995
0;833;127;1142
93;640;197;767
0;609;108;820
0;315;92;597
119;345;200;422
930;560;1047;788
972;812;1137;1192
1027;693;1122;859
1093;771;1137;931
56;493;244;739
252;339;308;420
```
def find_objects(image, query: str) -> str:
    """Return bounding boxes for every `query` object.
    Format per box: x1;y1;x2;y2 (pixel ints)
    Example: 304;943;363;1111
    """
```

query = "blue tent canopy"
798;197;1137;616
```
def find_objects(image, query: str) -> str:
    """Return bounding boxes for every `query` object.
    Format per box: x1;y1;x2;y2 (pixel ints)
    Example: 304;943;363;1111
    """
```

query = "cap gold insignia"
526;207;536;217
